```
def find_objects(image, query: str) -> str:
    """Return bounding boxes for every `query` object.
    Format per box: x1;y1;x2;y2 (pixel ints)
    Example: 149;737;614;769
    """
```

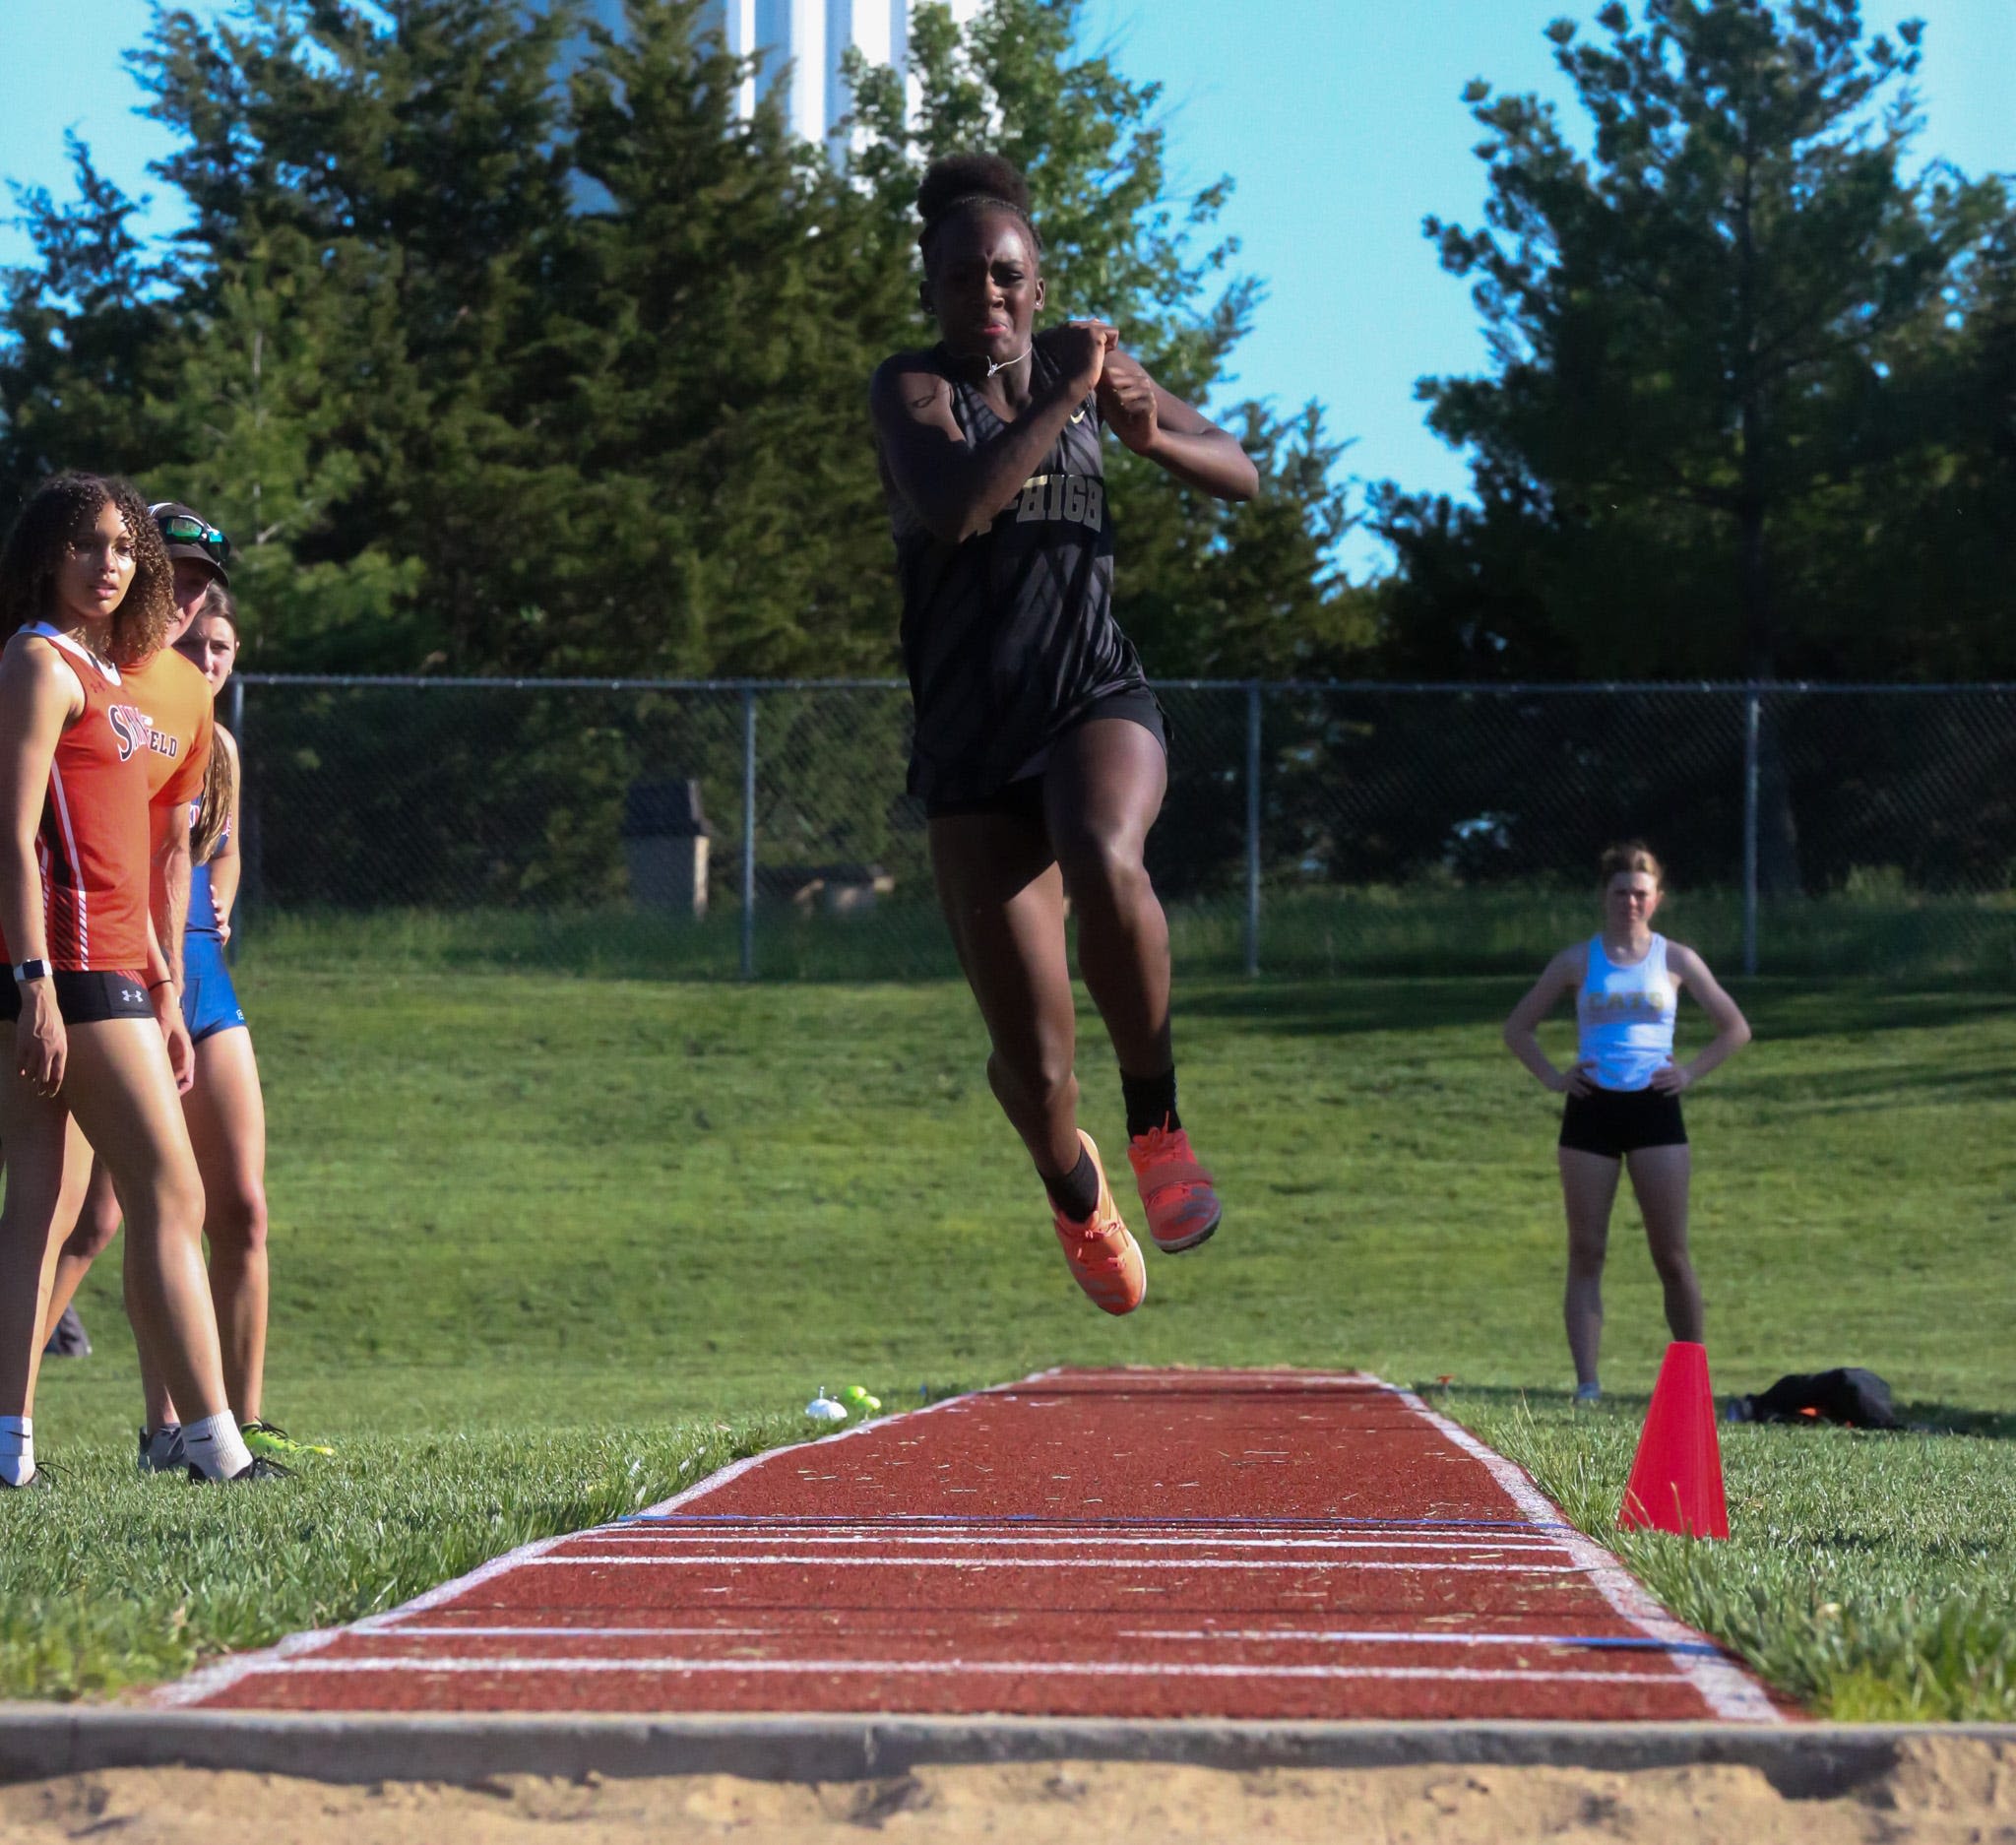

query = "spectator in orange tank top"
37;503;219;1439
0;474;279;1487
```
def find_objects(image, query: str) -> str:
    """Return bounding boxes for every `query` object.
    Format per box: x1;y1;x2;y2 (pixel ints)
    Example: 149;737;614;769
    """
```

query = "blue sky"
3;1;2012;574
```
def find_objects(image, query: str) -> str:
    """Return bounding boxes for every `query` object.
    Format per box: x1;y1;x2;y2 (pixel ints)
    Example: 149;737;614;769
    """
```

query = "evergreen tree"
1374;0;2006;681
151;228;425;662
541;0;906;674
129;0;585;665
0;136;186;505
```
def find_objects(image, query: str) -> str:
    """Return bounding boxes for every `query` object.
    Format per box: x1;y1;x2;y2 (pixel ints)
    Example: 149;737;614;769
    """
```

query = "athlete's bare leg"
129;1234;182;1429
1558;1147;1622;1389
37;1156;120;1344
929;808;1083;1181
60;1019;231;1431
1624;1142;1703;1343
0;1029;97;1423
182;1028;270;1422
1044;719;1172;1082
35;1156;183;1431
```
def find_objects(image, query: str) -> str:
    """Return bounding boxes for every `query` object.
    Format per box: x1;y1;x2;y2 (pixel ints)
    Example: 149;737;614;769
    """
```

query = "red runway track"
162;1369;1781;1722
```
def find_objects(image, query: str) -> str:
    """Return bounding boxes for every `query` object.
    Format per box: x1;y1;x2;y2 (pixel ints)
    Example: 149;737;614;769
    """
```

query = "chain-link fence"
224;677;2016;982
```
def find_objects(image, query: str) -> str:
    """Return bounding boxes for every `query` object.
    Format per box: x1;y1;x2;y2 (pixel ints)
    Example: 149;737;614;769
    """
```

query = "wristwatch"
10;959;50;984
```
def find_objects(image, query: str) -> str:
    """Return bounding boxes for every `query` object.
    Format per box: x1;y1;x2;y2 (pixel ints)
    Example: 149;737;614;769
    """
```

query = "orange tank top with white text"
121;644;212;805
1;624;154;973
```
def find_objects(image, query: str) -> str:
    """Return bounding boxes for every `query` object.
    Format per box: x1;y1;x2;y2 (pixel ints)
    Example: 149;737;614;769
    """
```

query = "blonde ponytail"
192;727;236;866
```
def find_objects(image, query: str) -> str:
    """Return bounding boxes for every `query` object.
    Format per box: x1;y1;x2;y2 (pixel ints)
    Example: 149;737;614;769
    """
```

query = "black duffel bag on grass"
1723;1368;1900;1430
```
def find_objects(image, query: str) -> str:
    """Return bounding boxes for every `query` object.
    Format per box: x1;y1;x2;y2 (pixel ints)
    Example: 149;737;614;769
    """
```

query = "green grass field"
5;959;2014;1716
245;882;2016;983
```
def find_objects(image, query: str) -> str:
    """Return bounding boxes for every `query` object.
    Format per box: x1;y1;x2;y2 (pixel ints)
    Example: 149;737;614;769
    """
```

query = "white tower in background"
702;1;983;144
551;2;984;147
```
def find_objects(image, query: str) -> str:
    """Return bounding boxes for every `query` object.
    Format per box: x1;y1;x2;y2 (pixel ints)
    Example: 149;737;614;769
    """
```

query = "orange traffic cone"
1617;1341;1729;1539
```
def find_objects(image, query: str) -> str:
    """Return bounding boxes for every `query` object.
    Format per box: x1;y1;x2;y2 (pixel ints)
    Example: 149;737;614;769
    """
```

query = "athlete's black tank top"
881;338;1150;805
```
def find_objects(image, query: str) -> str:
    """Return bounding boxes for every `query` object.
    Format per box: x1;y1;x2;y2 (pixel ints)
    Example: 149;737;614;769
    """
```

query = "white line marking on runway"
1118;1627;1724;1655
623;1520;1572;1539
363;1622;1700;1655
521;1554;1591;1574
228;1655;1678;1687
374;1625;784;1640
575;1533;1570;1555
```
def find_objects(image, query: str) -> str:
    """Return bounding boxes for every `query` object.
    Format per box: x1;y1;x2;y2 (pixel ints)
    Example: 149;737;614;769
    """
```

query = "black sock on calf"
1122;1068;1180;1139
1042;1147;1102;1223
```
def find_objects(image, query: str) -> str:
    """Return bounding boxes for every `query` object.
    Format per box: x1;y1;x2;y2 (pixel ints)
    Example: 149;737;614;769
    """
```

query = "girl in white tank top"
1502;845;1753;1403
1577;933;1677;1092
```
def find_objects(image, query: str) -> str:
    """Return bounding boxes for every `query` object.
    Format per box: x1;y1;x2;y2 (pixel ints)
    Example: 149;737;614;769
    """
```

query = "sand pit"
4;1740;2015;1845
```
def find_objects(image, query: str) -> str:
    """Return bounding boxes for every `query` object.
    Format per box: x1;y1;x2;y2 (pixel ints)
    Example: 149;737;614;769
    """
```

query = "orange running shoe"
1127;1119;1222;1252
1051;1131;1148;1316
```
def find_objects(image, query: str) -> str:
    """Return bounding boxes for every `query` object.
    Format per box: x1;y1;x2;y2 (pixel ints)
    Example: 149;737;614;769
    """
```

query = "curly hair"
0;473;174;668
916;151;1041;262
188;583;239;868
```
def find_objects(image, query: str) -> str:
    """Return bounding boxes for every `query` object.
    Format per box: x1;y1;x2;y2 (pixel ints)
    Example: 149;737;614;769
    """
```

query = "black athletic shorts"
0;970;153;1027
925;688;1168;822
1558;1085;1687;1158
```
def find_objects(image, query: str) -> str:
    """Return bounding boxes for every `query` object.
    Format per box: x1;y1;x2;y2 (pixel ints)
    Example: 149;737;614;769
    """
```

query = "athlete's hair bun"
916;152;1039;251
917;153;1030;224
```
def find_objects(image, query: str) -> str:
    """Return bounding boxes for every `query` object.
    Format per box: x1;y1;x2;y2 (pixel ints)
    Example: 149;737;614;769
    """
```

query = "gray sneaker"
42;1304;91;1359
138;1426;188;1474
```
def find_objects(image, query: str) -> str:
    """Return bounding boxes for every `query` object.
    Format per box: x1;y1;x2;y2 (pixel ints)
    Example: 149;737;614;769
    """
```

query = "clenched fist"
1095;344;1159;454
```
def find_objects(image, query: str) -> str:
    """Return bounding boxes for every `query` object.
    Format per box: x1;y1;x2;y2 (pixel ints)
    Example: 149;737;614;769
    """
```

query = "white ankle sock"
0;1415;33;1487
183;1412;253;1481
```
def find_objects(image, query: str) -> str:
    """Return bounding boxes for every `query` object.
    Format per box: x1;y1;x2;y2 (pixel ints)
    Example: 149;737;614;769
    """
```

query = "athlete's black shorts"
924;689;1168;822
0;970;154;1027
1559;1085;1688;1158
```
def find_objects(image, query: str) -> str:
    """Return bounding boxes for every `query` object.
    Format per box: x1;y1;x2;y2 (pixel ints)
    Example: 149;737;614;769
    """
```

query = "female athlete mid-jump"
870;153;1258;1315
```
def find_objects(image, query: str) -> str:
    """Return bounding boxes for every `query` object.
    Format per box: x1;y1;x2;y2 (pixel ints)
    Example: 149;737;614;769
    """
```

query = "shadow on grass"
1740;984;2016;1043
1901;1403;2016;1441
1180;979;1528;1037
1426;1387;2016;1443
1742;1062;2016;1111
1424;1383;2016;1444
1407;1380;1652;1416
1177;978;2016;1045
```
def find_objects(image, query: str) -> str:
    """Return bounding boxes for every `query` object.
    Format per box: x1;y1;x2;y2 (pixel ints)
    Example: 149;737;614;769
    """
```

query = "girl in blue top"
168;588;323;1463
1502;843;1751;1403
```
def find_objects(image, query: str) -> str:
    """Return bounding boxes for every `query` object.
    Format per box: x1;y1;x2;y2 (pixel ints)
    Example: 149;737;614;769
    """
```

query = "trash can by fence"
622;778;714;917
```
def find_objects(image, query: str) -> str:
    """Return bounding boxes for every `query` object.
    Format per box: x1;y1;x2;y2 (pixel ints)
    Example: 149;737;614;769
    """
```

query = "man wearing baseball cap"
37;503;219;1456
152;502;232;590
139;501;224;997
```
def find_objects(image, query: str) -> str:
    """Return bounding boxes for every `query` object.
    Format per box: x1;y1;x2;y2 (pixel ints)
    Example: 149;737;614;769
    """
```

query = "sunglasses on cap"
149;504;230;568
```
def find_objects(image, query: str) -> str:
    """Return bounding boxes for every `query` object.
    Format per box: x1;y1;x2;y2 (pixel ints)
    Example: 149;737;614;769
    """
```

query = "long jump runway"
161;1369;1782;1723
